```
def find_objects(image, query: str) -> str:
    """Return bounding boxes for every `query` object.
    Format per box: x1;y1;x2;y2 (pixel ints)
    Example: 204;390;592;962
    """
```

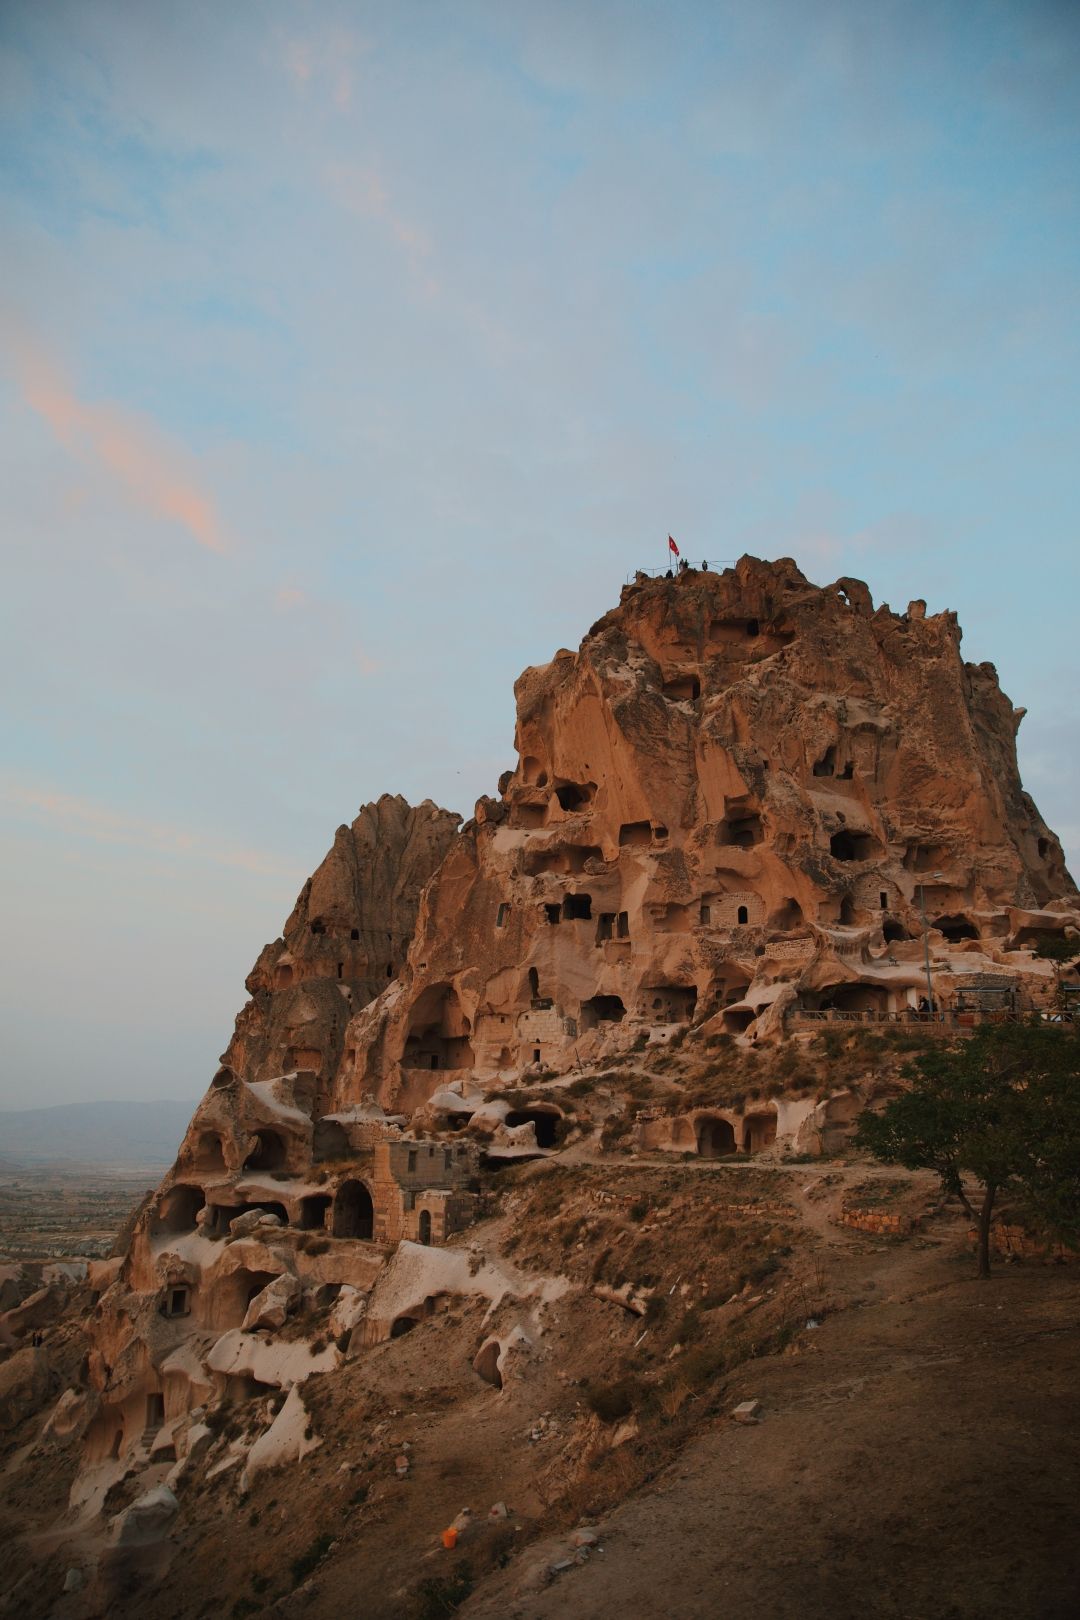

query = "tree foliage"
855;1023;1080;1275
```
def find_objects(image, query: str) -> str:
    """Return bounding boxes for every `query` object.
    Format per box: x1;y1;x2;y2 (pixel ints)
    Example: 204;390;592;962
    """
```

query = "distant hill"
0;1099;198;1167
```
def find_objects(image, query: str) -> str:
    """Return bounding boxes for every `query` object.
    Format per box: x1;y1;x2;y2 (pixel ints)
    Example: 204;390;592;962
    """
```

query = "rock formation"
50;557;1080;1551
219;795;461;1090
339;556;1077;1118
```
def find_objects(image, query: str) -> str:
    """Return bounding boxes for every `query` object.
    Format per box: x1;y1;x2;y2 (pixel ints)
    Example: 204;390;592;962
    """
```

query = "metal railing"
625;560;734;583
785;1006;1054;1032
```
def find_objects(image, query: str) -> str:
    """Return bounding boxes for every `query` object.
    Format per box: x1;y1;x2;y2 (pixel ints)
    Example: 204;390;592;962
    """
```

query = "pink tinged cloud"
2;779;303;881
325;162;439;297
5;329;226;554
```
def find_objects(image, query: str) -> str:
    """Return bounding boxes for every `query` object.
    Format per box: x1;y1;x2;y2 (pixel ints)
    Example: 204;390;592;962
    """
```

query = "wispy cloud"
324;161;438;294
279;29;365;111
2;779;302;880
3;324;226;553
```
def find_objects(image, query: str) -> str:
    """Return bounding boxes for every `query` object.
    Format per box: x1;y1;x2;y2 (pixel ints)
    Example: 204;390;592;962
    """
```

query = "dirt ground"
4;1159;1079;1620
464;1240;1080;1619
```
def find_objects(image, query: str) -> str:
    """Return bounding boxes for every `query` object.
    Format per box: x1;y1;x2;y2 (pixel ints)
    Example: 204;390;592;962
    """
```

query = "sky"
1;0;1078;1108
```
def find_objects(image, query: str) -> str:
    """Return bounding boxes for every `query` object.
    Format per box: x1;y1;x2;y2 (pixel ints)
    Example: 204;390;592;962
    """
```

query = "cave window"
408;1151;417;1172
544;904;561;925
554;782;591;812
350;928;360;940
769;898;803;930
386;963;394;977
165;1286;190;1318
1038;837;1049;858
839;761;854;779
243;1130;287;1173
617;911;629;938
156;1185;206;1235
533;1048;541;1063
146;1393;165;1430
337;962;344;979
746;619;759;636
737;905;749;926
596;913;614;943
723;814;763;848
654;825;668;841
830;830;874;862
562;893;592;921
496;902;510;928
528;967;540;998
813;746;836;778
299;1194;331;1231
700;903;711;925
310;920;325;936
429;1054;440;1069
619;821;651;847
581;995;625;1029
443;1149;452;1170
934;914;979;943
880;892;888;910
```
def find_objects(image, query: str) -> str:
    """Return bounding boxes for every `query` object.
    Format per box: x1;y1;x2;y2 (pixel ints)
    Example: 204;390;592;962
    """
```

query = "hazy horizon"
2;0;1078;1106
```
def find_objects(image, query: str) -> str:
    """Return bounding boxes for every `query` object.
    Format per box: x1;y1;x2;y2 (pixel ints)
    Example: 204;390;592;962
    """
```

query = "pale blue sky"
1;0;1077;1105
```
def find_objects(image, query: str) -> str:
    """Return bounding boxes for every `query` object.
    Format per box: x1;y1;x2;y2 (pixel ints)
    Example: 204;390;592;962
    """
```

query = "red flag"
668;535;680;557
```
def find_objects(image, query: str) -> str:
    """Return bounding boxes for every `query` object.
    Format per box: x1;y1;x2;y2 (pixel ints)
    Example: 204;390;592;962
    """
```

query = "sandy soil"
464;1229;1080;1620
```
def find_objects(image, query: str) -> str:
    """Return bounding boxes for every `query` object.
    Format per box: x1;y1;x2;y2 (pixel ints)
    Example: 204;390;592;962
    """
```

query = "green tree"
855;1023;1080;1277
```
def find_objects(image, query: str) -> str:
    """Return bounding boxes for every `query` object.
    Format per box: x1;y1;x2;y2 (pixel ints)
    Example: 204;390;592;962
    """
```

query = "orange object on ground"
441;1527;458;1550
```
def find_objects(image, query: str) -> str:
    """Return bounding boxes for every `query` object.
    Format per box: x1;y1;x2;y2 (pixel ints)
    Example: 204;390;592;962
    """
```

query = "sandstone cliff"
219;795;461;1090
338;557;1075;1115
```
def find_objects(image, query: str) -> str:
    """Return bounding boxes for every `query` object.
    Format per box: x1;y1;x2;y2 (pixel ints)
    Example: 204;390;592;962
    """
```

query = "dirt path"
463;1239;1080;1620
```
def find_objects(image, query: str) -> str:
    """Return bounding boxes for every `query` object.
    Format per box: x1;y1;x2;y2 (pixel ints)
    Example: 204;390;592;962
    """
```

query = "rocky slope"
2;555;1078;1620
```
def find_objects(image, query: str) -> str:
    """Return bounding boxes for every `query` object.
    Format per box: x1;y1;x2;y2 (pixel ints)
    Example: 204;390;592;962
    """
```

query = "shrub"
585;1376;642;1422
676;1306;704;1344
290;1533;333;1587
415;1565;475;1618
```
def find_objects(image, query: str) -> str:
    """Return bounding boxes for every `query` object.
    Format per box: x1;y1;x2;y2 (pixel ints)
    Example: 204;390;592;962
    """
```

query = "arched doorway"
243;1129;287;1172
155;1184;205;1235
743;1113;777;1153
696;1116;736;1158
418;1209;432;1245
333;1180;373;1240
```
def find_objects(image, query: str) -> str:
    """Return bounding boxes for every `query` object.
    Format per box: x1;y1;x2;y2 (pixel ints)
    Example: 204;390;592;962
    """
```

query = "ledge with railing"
625;560;735;583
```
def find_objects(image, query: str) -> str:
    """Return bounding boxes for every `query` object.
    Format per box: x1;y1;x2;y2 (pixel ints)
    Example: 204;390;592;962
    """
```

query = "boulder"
229;1209;283;1239
0;1347;50;1430
111;1485;179;1547
242;1273;301;1332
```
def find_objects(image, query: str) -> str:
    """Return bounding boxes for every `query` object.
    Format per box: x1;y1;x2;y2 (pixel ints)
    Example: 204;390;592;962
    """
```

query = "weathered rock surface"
336;557;1076;1114
219;794;461;1088
70;556;1079;1530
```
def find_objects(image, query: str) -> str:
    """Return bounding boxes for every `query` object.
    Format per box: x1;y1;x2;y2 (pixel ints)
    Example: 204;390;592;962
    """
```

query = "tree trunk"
977;1182;997;1279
